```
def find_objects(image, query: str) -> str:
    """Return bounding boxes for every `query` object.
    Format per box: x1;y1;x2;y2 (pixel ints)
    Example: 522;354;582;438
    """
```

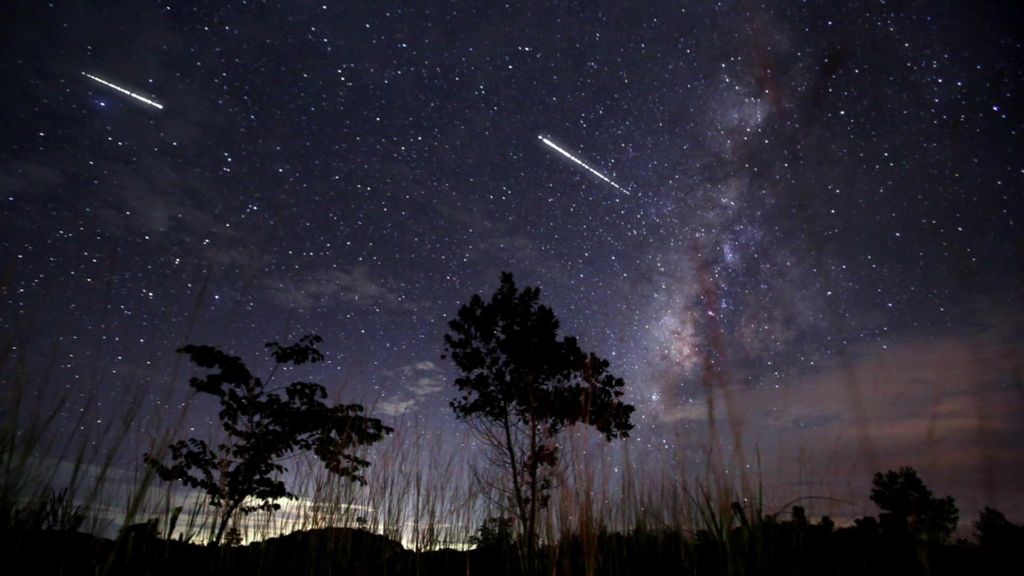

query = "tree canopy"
974;506;1024;549
870;466;958;543
443;272;634;569
144;334;392;544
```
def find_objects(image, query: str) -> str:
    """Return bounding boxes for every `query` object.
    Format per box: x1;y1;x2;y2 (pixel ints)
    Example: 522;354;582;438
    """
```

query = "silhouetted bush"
870;466;958;543
975;506;1024;549
144;335;392;544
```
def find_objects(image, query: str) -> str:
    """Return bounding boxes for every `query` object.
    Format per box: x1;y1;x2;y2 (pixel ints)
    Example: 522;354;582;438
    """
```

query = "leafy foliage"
870;466;958;543
144;334;392;544
443;272;634;570
445;274;634;442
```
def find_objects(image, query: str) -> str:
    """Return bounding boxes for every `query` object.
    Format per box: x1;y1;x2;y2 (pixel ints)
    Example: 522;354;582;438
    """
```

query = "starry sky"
2;1;1022;526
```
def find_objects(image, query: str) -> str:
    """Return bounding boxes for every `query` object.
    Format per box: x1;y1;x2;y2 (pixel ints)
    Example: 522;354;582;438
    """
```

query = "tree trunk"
501;410;530;574
527;412;538;576
213;501;241;546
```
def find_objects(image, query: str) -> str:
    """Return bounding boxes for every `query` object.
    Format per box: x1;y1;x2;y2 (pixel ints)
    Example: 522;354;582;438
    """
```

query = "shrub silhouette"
974;507;1023;549
223;525;243;547
443;272;635;573
2;487;86;533
144;334;392;545
870;466;958;543
469;516;515;549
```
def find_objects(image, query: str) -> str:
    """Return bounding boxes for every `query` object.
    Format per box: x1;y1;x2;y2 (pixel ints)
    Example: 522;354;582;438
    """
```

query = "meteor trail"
539;135;628;194
82;72;164;110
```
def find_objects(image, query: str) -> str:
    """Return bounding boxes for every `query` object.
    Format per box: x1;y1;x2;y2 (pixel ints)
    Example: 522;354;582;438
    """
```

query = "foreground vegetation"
4;360;1022;576
2;483;1023;576
3;273;1022;574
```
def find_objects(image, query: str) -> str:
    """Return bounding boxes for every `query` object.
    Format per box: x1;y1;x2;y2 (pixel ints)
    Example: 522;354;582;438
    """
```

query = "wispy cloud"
650;315;1024;525
0;161;65;196
269;265;409;311
377;398;417;417
376;360;446;416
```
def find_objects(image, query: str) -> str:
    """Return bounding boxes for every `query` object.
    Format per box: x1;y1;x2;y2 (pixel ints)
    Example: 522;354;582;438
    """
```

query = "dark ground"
3;524;1022;576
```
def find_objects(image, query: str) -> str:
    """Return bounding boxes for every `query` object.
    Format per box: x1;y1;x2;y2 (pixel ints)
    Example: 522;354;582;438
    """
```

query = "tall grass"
1;304;861;576
1;243;846;576
1;347;785;535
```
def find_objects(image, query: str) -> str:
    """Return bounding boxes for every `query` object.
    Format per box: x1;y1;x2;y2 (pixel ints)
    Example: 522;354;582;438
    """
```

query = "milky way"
2;1;1022;522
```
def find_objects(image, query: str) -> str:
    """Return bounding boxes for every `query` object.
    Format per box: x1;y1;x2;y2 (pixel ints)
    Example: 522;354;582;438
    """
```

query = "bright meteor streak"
82;72;164;110
539;135;628;194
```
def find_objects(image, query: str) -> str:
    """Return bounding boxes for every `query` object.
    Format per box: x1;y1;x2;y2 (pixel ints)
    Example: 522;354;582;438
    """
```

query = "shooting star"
539;135;628;194
82;72;164;110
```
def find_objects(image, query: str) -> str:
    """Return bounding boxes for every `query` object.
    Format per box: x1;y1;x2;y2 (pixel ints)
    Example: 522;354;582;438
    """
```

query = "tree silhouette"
870;466;958;543
443;272;635;572
974;507;1023;549
468;515;515;549
144;334;392;545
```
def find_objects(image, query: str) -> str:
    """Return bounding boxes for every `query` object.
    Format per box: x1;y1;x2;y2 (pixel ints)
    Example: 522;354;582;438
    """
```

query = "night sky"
2;1;1022;526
